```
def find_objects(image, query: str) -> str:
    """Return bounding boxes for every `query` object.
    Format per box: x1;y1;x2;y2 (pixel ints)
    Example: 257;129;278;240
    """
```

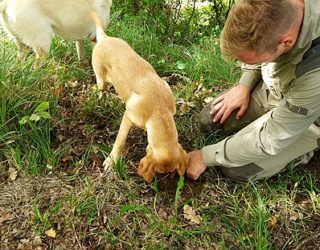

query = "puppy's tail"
0;1;7;13
89;11;107;43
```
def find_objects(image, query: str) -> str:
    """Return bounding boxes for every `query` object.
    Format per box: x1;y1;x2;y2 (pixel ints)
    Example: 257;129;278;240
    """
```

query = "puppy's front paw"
103;156;115;172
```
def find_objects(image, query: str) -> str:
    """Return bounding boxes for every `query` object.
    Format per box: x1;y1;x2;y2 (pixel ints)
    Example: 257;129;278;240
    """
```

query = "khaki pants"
200;81;320;181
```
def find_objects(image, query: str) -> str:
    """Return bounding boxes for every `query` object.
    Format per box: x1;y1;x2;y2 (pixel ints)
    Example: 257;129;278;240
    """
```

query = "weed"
174;175;185;216
114;156;128;180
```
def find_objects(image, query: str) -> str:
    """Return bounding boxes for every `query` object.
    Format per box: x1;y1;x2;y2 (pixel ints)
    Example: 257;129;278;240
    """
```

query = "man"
186;0;320;181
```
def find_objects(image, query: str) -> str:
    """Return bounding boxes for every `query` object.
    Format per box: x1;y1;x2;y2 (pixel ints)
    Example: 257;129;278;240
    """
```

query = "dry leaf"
56;134;64;142
8;167;18;181
54;86;63;97
0;213;14;224
289;212;303;221
33;236;42;247
179;103;190;114
183;205;202;225
204;96;214;104
177;98;195;115
67;80;79;88
17;239;32;250
45;228;56;238
269;216;278;227
158;208;168;220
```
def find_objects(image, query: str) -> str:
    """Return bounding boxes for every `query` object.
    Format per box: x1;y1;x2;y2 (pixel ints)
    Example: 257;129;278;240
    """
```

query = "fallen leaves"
0;213;14;224
16;236;44;250
158;208;168;220
8;167;18;181
269;216;278;227
289;211;304;221
176;98;195;115
45;228;57;238
183;205;202;225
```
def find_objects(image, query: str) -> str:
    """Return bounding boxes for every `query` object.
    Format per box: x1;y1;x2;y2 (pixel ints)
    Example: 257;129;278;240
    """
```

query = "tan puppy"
90;12;188;183
0;0;112;64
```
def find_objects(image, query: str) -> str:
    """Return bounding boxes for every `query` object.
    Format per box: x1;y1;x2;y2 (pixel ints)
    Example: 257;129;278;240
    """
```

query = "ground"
1;73;319;249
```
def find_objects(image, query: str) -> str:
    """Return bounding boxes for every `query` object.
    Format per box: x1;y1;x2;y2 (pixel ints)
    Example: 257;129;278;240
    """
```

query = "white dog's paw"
103;156;114;172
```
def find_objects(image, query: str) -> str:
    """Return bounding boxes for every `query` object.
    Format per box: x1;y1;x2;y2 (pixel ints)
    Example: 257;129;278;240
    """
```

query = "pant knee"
199;101;223;133
220;163;265;182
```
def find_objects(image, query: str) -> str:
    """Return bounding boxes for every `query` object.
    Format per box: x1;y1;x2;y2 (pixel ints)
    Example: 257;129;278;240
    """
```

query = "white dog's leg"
31;30;53;67
76;40;88;66
104;112;133;171
33;47;49;67
16;41;30;60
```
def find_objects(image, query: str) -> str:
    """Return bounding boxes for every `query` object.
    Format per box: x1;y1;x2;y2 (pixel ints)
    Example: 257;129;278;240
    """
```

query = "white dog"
0;0;112;64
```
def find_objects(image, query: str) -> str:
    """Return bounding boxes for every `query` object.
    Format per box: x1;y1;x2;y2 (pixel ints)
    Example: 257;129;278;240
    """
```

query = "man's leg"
219;121;320;181
199;81;279;134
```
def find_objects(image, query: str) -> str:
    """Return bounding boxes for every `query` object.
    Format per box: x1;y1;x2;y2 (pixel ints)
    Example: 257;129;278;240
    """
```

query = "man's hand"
210;84;250;124
186;150;207;180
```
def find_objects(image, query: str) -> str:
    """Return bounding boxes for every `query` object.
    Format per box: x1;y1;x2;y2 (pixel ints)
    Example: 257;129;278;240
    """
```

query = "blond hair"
220;0;299;61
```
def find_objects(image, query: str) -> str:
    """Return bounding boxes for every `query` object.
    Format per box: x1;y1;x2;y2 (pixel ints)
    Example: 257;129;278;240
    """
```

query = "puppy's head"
137;144;189;183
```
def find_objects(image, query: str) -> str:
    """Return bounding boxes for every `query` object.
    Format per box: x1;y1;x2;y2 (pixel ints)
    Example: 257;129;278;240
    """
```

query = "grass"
0;10;319;250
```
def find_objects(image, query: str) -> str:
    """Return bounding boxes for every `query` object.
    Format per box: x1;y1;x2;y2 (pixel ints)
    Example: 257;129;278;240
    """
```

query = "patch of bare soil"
0;175;72;249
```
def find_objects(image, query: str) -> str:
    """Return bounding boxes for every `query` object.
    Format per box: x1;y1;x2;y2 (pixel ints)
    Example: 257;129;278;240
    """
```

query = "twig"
0;140;15;148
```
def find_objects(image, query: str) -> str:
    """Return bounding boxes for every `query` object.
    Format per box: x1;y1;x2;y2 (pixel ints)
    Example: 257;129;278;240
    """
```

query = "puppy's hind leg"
92;59;109;90
104;112;133;172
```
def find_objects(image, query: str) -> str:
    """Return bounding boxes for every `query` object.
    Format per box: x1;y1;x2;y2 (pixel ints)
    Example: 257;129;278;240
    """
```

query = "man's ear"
279;35;294;49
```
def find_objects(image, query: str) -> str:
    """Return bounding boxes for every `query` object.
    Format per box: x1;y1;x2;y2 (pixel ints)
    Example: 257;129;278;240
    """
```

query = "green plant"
19;101;51;125
174;176;185;216
33;201;63;234
114;156;128;180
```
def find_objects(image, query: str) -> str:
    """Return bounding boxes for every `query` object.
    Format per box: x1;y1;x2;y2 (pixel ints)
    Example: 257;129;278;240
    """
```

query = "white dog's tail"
89;11;107;43
0;1;7;13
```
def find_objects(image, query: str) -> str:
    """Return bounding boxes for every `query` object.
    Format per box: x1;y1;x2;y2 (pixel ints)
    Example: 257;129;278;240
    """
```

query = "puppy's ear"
138;157;156;183
177;149;189;176
177;165;185;176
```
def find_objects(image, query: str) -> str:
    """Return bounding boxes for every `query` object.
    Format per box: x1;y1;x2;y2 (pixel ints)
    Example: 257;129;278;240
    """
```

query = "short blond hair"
220;0;299;61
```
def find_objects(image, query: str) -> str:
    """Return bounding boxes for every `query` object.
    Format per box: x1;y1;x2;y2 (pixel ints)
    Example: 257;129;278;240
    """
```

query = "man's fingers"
210;101;224;115
220;107;233;124
186;150;206;180
212;94;224;105
213;104;227;123
187;172;200;180
186;167;202;180
236;104;248;119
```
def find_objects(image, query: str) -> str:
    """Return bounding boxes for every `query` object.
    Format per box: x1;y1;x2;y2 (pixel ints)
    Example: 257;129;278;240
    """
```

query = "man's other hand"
210;84;250;124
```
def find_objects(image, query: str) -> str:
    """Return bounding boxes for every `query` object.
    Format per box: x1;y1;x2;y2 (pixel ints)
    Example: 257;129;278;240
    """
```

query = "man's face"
237;45;289;64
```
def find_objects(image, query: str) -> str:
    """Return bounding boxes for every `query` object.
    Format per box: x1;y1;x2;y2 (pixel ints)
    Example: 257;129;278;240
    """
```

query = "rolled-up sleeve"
239;64;262;91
